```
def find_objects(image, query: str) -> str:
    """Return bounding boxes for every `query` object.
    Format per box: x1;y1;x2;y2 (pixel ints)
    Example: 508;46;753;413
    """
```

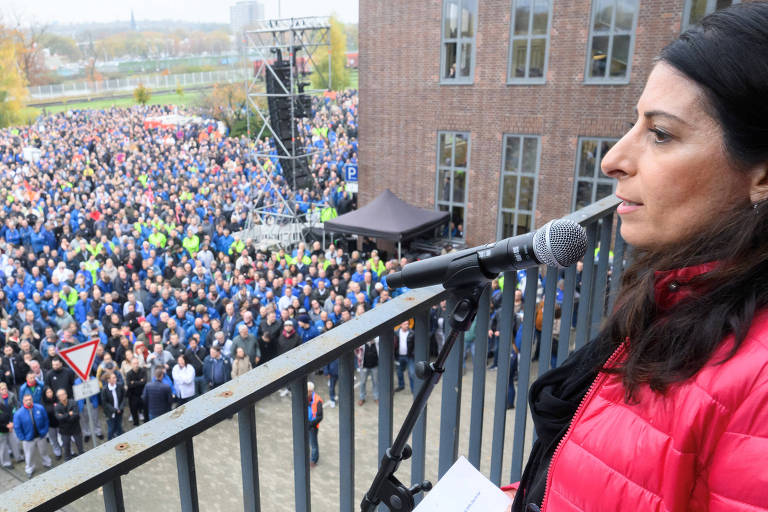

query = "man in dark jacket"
184;336;208;395
125;358;146;426
231;324;261;367
141;368;173;420
100;372;125;440
202;345;232;390
277;320;300;356
2;344;28;392
44;357;75;398
358;339;379;405
0;386;13;467
395;321;416;393
53;388;83;460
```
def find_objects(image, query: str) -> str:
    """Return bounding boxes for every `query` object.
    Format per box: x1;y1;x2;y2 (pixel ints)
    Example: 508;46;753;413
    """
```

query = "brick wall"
359;0;687;246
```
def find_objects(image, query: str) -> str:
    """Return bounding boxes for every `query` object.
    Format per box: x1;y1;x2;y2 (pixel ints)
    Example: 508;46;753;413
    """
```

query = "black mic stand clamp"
361;283;489;512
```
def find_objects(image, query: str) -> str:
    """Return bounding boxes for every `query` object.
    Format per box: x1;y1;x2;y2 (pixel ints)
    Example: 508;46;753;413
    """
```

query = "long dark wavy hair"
593;3;768;401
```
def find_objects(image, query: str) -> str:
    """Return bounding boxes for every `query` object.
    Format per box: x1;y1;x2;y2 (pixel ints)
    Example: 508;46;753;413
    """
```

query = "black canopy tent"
323;189;450;258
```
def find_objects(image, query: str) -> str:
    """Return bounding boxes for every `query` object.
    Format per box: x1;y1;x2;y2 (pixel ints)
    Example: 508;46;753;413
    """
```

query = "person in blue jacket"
12;393;51;478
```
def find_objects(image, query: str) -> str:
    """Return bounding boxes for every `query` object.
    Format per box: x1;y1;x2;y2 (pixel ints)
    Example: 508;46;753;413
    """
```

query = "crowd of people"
0;90;397;477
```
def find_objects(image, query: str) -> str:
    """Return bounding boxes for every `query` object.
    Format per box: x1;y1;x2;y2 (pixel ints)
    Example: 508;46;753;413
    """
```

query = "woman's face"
601;62;762;250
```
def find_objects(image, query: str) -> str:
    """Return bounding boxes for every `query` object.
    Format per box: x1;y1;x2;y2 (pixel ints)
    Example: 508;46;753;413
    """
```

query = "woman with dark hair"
511;4;768;511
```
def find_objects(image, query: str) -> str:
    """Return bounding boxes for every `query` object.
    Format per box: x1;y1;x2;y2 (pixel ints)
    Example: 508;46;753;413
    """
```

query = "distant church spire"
130;9;137;31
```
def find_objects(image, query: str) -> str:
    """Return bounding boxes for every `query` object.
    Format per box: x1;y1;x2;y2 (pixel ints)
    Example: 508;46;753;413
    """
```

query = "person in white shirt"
171;355;196;405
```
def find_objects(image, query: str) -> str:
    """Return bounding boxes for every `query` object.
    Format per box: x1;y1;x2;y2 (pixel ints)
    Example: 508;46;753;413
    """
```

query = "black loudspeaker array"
265;58;313;189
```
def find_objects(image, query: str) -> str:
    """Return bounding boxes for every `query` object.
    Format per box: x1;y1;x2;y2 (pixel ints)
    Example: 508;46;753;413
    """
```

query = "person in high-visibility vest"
307;381;323;467
182;231;199;257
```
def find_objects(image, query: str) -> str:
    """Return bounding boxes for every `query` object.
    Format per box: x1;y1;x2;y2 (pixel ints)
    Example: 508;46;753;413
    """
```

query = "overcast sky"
0;0;358;26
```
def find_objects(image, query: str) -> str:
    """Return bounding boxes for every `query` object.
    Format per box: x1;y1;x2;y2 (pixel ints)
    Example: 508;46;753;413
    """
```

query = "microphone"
386;219;588;290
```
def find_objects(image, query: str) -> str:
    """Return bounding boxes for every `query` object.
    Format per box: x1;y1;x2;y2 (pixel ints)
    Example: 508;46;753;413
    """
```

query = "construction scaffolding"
239;16;332;249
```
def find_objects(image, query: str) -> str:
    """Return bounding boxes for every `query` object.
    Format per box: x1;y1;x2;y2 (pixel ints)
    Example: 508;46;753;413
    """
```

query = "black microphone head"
533;219;588;268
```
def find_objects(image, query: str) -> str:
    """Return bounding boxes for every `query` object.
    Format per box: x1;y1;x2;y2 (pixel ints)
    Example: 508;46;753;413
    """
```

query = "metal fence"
0;195;625;512
28;69;248;100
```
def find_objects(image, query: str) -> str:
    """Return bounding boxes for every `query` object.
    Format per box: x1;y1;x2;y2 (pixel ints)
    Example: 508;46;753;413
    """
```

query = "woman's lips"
617;199;643;214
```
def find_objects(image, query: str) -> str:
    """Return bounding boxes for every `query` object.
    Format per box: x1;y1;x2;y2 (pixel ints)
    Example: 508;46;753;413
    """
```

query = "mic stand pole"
361;283;489;512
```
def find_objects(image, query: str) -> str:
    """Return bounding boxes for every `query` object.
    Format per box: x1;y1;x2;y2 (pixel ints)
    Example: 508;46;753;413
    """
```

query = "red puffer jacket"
542;265;768;511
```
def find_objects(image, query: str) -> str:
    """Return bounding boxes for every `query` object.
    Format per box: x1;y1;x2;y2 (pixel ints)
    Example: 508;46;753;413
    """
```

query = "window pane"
504;137;521;172
439;169;452;202
502;176;517;210
579;140;597;177
459;42;473;77
589;36;609;78
715;0;736;9
445;0;459;38
615;0;636;31
511;39;529;78
514;0;532;36
575;181;593;210
687;0;708;25
519;176;535;211
453;170;466;203
522;138;538;174
528;38;546;78
532;0;549;35
593;0;614;32
596;182;614;201
516;214;533;235
454;134;468;167
451;206;465;236
461;0;476;37
444;43;457;78
439;133;453;165
609;35;631;78
599;140;615;166
501;212;516;239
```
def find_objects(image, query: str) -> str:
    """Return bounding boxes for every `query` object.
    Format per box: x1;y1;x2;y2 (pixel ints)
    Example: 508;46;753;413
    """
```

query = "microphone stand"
361;283;489;512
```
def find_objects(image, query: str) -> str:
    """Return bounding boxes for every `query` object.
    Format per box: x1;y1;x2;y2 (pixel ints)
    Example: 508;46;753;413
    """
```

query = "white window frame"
507;0;553;84
682;0;741;30
436;131;471;240
584;0;639;84
572;137;618;211
440;0;479;85
497;134;541;239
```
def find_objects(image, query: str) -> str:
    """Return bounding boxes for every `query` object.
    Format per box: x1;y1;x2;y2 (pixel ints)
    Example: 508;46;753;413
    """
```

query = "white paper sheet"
414;456;512;512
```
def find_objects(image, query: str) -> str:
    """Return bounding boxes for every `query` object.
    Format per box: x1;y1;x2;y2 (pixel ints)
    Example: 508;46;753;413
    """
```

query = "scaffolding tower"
240;17;332;248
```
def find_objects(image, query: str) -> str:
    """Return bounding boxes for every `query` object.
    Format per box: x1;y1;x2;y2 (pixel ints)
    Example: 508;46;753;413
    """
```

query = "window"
441;0;478;84
573;137;617;210
498;135;540;239
436;132;470;240
585;0;638;83
508;0;552;83
682;0;740;30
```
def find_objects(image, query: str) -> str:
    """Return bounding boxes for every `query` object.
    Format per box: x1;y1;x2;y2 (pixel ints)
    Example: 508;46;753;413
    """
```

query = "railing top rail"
563;195;621;227
0;285;448;512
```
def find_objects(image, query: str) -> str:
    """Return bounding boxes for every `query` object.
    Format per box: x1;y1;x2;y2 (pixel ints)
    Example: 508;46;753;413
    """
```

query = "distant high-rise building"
230;1;265;35
130;9;137;31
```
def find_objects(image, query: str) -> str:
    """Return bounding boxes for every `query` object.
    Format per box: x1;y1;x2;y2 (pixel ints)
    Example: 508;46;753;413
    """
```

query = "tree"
40;33;80;62
8;19;48;86
0;31;27;128
176;81;184;97
310;16;349;91
197;82;267;138
134;83;151;105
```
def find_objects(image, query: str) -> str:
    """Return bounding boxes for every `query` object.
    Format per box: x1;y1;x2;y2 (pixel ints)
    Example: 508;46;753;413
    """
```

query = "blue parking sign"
344;164;358;182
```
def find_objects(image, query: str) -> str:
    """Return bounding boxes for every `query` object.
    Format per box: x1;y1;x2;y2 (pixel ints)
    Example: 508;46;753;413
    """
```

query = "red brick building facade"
358;0;740;246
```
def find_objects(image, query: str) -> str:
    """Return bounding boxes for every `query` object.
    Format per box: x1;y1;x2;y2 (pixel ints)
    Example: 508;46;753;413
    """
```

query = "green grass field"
39;91;203;115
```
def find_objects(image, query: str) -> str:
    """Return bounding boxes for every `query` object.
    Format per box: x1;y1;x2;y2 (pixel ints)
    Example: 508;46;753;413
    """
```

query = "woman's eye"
649;128;672;144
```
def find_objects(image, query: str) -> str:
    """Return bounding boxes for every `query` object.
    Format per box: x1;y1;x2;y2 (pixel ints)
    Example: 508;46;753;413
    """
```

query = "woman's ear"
749;161;768;204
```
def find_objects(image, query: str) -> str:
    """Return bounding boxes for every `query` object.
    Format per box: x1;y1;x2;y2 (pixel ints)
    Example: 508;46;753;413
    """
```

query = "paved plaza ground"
1;357;535;512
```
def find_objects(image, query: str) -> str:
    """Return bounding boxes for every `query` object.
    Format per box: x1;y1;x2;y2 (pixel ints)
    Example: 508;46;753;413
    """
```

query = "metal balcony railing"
0;195;625;512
